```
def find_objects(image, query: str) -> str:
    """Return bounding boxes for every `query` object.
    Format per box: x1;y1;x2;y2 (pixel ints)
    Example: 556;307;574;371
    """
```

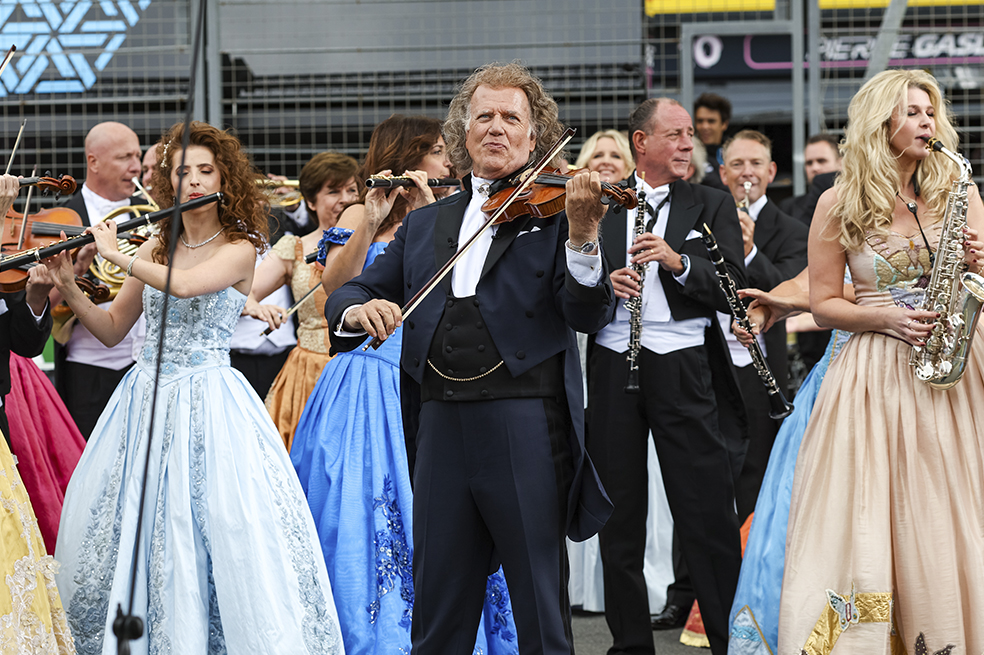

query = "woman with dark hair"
44;121;343;654
244;151;360;448
291;114;517;655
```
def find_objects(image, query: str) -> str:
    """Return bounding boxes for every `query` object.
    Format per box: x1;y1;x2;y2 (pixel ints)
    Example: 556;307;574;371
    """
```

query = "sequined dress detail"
55;285;343;655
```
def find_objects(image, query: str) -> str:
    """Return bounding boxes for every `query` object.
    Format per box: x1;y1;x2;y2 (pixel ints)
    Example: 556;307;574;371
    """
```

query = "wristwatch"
566;239;598;254
678;254;690;273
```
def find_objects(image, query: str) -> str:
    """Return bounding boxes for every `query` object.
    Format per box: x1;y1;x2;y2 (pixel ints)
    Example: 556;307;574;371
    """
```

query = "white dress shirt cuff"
566;249;604;287
672;256;691;286
28;300;48;324
335;305;368;337
744;245;758;267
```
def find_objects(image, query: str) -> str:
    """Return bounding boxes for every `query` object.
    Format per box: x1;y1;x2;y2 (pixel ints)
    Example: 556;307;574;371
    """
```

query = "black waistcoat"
422;295;563;402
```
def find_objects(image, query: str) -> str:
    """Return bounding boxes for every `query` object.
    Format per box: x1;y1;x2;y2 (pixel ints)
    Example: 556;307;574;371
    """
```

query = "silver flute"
700;222;793;419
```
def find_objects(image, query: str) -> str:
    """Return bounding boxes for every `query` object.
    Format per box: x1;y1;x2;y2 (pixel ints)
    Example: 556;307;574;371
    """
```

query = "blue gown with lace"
728;330;851;654
55;285;344;655
291;240;517;655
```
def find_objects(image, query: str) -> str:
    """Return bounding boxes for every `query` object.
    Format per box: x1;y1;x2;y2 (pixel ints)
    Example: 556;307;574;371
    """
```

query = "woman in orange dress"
243;152;359;449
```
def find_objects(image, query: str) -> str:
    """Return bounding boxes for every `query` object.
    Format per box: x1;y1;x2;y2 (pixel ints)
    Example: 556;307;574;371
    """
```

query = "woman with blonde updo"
778;69;984;653
44;121;343;654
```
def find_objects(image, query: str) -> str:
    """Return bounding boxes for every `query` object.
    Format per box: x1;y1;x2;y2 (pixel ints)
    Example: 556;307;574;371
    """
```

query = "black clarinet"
623;175;648;394
700;222;794;419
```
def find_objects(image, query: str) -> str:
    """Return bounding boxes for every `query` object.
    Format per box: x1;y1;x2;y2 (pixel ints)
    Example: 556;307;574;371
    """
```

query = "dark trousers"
230;348;292;399
411;397;575;655
58;360;131;440
733;364;782;523
586;345;741;655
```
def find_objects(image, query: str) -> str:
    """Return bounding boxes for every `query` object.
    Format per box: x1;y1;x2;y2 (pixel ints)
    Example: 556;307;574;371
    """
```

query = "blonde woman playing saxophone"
778;69;984;654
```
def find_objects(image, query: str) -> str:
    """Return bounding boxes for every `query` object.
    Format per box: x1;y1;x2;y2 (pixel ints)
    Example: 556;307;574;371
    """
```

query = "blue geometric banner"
0;1;150;95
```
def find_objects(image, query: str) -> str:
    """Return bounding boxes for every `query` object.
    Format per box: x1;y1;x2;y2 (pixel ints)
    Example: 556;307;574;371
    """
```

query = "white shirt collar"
745;194;768;222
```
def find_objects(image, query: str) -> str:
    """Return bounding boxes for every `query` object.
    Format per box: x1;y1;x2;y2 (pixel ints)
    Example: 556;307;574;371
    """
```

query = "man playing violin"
0;174;54;443
55;121;145;438
326;62;615;654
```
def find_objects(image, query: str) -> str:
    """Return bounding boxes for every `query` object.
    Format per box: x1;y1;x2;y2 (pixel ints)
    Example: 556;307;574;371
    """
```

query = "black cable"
114;1;209;653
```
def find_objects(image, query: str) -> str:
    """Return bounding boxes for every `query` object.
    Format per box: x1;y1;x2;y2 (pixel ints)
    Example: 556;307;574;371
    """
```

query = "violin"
0;205;85;292
481;167;637;222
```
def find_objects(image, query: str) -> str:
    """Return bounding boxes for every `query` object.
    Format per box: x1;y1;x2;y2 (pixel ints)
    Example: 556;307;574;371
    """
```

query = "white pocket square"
685;229;702;240
517;225;542;237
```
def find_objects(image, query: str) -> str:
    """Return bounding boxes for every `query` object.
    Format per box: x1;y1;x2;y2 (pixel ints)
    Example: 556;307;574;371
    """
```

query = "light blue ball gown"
291;240;518;655
728;330;851;654
55;285;344;655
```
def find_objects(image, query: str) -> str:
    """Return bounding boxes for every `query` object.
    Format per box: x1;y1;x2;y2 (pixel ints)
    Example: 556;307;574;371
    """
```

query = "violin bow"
362;126;575;351
14;165;36;249
0;45;15;82
4;119;26;176
259;283;319;336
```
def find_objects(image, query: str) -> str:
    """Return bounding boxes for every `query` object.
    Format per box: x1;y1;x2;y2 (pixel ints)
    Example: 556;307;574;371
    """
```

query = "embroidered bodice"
138;285;247;379
848;221;943;312
272;234;329;354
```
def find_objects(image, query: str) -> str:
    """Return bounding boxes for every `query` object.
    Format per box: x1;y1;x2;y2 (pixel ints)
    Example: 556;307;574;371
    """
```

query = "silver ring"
907;320;912;329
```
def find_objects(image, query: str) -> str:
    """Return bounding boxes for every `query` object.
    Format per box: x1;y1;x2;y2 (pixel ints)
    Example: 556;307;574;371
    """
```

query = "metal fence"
0;0;981;204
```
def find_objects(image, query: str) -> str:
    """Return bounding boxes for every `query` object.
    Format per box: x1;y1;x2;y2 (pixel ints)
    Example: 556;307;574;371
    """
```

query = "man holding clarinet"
585;97;746;655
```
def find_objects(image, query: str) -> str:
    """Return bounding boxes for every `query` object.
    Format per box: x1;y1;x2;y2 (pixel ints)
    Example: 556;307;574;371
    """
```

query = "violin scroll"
19;174;77;196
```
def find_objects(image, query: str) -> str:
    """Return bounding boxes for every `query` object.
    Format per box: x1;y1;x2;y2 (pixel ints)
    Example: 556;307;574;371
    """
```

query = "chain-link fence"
0;0;981;207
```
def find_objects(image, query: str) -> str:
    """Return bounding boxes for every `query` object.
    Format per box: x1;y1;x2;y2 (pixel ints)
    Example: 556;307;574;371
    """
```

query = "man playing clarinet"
586;98;745;655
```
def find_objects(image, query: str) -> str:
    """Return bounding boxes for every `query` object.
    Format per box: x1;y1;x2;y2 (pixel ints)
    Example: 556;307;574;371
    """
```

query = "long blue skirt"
291;328;518;655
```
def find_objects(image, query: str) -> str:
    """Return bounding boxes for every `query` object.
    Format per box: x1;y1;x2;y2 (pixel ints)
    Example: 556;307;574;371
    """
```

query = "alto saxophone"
909;138;984;389
624;173;647;394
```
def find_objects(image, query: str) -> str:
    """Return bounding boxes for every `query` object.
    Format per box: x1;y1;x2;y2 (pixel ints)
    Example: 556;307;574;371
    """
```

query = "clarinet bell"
767;389;794;420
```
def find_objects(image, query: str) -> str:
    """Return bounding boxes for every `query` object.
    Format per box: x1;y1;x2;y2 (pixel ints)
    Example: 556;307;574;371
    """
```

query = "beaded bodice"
138;285;247;379
849;222;943;311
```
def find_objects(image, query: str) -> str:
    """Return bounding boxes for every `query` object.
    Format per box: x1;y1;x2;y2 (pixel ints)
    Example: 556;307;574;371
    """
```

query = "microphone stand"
114;0;208;652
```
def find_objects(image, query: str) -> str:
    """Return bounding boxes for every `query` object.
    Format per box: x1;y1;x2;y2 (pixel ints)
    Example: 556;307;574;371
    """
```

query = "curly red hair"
149;121;268;263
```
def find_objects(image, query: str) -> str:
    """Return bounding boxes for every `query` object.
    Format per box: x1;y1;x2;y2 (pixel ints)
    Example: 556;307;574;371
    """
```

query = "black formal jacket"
744;199;809;392
0;292;52;397
326;175;616;542
596;174;749;435
779;171;838;227
55;190;144;393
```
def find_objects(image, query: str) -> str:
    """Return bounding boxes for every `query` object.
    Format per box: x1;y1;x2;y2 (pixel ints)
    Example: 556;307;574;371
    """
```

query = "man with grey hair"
326;62;615;654
586;97;745;655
